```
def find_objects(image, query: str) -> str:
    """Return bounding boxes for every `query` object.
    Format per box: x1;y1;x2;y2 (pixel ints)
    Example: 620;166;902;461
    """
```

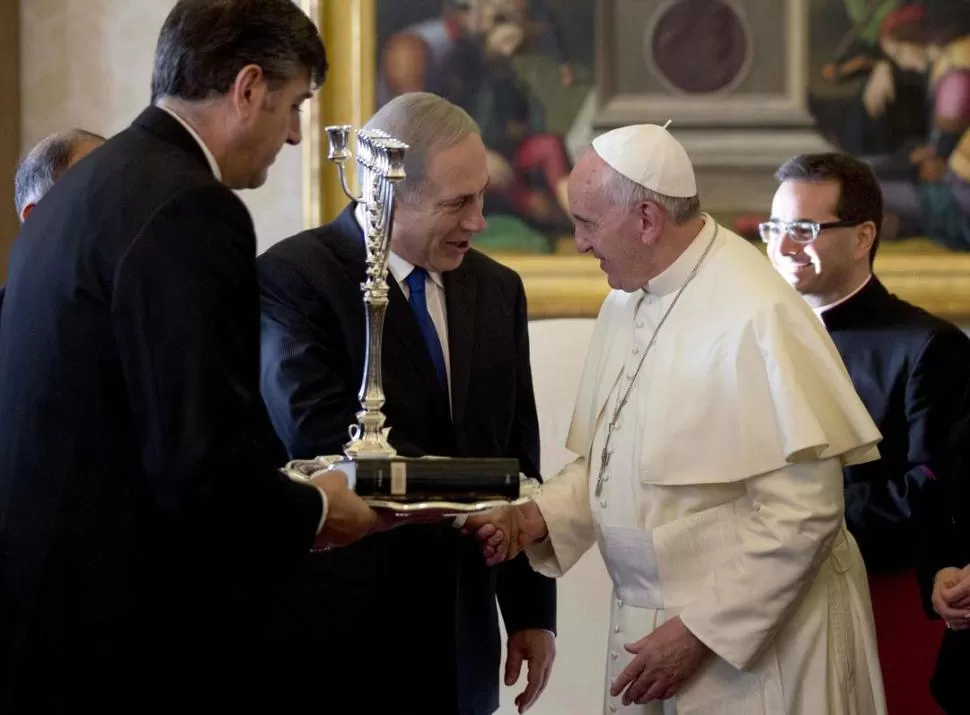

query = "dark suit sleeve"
258;251;430;458
257;251;365;458
847;328;970;564
495;277;557;635
111;187;322;553
918;382;970;617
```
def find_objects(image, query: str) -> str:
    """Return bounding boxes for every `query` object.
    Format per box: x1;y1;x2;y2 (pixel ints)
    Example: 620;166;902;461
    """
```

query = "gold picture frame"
300;0;970;323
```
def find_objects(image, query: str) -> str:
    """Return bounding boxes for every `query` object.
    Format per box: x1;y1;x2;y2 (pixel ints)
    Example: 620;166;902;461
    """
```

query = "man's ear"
854;220;877;260
638;201;664;247
20;203;35;222
228;64;267;120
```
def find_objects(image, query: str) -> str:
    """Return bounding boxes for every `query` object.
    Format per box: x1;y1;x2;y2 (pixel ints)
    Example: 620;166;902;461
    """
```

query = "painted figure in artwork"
378;0;583;248
878;1;970;249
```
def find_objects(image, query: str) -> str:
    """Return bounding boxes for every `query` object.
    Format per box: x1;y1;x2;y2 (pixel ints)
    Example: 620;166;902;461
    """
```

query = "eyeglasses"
758;219;861;245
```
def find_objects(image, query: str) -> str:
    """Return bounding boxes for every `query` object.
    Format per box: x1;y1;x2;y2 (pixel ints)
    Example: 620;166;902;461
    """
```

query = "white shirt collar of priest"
642;213;716;297
352;202;444;289
156;104;222;181
813;274;873;318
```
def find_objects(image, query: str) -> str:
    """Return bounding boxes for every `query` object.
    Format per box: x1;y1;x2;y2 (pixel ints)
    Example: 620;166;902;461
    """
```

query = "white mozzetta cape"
566;221;881;483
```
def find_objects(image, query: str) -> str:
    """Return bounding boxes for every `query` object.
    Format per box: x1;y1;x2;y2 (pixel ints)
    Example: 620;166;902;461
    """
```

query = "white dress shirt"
156;104;223;180
157;103;330;535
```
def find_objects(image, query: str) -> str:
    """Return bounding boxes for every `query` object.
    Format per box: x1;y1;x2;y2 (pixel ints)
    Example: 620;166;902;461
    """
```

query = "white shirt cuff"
313;484;329;535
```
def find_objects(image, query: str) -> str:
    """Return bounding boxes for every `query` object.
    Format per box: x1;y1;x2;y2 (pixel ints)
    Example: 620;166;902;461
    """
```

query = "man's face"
229;69;310;189
568;153;656;291
391;133;489;273
767;179;863;300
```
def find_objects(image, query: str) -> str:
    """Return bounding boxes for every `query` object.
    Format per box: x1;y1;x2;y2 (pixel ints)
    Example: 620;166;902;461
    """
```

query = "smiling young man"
766;151;970;713
258;92;557;715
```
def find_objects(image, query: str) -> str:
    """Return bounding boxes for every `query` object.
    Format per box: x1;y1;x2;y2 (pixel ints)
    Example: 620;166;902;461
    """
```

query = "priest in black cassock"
764;152;970;714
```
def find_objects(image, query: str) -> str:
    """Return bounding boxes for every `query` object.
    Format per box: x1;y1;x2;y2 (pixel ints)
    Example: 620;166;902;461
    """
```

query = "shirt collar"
156;104;222;181
813;274;873;318
643;213;717;297
352;203;444;289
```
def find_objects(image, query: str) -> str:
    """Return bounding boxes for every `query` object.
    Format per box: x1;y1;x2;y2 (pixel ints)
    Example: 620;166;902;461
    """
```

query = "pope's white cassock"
526;172;887;711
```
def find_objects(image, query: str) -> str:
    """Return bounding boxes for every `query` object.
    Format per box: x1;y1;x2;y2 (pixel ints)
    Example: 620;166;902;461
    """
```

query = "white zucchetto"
591;123;697;198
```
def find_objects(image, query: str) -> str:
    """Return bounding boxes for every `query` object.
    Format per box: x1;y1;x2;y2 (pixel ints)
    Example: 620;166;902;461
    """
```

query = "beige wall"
20;0;305;254
0;0;20;280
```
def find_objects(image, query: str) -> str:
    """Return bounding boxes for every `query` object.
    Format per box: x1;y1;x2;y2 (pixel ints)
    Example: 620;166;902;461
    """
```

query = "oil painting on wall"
313;0;970;319
806;0;970;251
374;0;595;254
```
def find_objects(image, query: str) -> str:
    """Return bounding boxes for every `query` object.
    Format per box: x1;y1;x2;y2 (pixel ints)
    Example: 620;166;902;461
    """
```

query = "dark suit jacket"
821;277;970;570
258;205;556;715
918;386;970;714
0;107;322;713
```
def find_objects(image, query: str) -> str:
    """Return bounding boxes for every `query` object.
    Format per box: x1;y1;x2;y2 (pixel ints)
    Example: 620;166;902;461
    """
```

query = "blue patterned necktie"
405;267;447;386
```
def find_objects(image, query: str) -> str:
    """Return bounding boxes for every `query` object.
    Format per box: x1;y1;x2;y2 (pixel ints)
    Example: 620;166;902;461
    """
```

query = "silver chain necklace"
594;224;719;497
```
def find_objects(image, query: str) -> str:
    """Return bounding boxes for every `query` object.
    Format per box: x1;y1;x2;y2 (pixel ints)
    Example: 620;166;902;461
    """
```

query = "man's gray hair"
601;165;701;225
14;129;105;216
363;92;480;203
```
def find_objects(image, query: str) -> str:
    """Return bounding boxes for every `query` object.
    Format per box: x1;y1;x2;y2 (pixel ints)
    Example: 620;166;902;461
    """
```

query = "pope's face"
568;152;656;291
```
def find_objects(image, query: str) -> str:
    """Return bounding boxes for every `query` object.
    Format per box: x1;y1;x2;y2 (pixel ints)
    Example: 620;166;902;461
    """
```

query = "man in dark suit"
765;152;970;713
919;385;970;714
0;2;381;712
1;129;105;313
259;92;557;715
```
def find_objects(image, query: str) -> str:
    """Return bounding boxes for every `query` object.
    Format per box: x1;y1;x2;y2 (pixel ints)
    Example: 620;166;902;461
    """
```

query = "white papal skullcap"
591;122;697;198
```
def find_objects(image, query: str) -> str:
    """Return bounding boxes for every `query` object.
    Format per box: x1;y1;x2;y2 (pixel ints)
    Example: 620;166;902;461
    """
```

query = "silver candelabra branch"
325;124;409;459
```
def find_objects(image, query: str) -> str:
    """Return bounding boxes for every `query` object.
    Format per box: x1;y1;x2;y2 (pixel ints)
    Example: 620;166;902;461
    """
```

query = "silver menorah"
325;124;409;459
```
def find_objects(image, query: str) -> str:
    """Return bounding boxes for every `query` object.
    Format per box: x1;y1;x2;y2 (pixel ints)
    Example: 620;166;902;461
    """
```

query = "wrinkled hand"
462;501;547;566
935;566;970;630
309;470;379;549
506;629;556;713
610;617;711;706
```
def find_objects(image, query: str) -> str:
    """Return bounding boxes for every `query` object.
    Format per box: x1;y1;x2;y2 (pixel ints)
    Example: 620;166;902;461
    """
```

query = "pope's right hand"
309;470;379;549
463;501;548;566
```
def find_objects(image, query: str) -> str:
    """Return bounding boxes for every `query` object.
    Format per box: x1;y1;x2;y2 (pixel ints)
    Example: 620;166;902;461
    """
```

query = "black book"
348;457;522;502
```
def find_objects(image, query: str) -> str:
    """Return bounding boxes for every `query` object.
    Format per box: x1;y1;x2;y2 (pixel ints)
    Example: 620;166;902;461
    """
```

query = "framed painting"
300;0;970;322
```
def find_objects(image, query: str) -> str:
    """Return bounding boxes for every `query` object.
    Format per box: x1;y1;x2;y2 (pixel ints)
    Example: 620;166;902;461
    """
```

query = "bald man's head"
14;129;106;222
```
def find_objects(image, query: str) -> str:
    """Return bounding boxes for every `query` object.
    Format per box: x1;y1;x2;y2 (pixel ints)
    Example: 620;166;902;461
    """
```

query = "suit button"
617;598;624;609
614;624;621;633
611;650;619;660
610;705;618;713
600;499;608;509
636;320;644;329
632;345;640;355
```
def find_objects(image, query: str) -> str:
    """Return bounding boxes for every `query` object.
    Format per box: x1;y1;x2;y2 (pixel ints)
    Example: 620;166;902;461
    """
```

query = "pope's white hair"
364;92;480;204
600;165;701;225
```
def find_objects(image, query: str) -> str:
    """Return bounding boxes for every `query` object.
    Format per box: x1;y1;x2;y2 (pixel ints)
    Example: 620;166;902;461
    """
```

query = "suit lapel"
444;264;477;429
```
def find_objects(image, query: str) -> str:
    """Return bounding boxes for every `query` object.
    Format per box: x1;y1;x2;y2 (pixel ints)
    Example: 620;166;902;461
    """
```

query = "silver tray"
282;455;541;518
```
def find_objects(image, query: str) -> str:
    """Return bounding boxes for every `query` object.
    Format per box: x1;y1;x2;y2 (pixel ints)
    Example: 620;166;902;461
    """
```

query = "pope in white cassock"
465;124;888;714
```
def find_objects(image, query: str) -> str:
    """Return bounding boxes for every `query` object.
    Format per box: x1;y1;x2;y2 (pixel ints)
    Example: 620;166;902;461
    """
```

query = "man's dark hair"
14;129;106;217
151;0;328;103
774;153;883;267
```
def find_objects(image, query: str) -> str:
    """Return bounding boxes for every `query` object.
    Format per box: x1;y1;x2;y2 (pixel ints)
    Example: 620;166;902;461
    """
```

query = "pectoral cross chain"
594;423;615;497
